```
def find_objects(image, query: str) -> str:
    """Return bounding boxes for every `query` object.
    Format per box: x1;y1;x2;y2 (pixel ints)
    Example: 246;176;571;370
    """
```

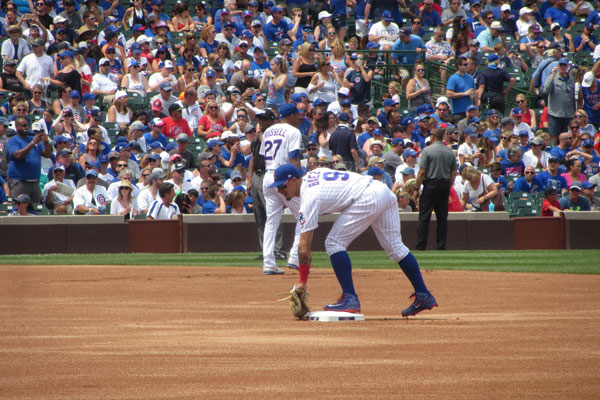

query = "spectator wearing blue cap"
391;28;426;67
263;5;292;43
446;57;476;120
574;23;597;53
543;57;576;141
368;11;400;49
477;53;515;114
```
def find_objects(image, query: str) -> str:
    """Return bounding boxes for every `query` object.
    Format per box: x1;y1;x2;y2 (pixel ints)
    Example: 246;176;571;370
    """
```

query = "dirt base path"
1;265;599;399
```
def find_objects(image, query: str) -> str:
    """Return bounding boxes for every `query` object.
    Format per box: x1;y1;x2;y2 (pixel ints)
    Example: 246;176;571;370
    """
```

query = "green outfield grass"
1;250;599;274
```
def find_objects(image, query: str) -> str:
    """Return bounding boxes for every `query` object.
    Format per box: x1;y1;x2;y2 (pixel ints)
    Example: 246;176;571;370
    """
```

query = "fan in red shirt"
162;103;192;139
541;186;562;216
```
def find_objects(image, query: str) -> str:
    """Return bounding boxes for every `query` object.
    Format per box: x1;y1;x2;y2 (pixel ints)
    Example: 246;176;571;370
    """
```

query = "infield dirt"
1;265;599;399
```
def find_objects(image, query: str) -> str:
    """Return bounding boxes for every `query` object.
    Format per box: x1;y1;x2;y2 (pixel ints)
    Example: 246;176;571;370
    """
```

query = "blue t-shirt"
513;176;542;195
391;35;425;65
537;170;568;192
250;59;270;79
199;40;220;56
446;72;475;114
0;176;7;203
176;56;202;70
559;195;590;211
545;7;574;28
202;199;217;214
549;146;571;162
357;131;373;148
263;20;291;42
220;147;245;167
420;9;441;27
7;135;45;180
585;11;600;27
354;0;367;19
143;132;168;148
330;0;346;15
574;34;598;52
491;175;508;194
500;159;525;176
346;68;372;104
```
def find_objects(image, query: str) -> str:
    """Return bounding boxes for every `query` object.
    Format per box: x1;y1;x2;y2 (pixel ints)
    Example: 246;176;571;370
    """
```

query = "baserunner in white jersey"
270;164;438;317
258;103;303;275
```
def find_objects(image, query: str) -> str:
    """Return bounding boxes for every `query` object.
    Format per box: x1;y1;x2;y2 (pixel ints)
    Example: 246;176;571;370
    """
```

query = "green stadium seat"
515;207;539;217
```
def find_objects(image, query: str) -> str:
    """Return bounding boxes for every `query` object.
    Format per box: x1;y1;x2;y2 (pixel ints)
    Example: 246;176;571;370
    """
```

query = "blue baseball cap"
206;139;224;149
467;105;478;112
69;90;80;99
271;5;283;13
241;29;253;39
115;142;131;152
582;139;594;147
290;93;306;103
518;130;529;136
58;50;73;58
98;154;109;163
85;169;98;178
269;164;302;188
417;104;434;114
486;109;499;116
82;92;96;101
340;98;352;106
338;112;351;122
366;41;379;49
148;153;161;161
166;142;178;151
401;117;414;125
582;181;596;189
558;57;569;65
252;93;265;102
150;141;164;149
279;103;299;117
372;128;385;136
53;135;71;143
130;42;142;53
312;98;326;107
85;159;101;169
483;130;499;142
383;98;399;106
487;53;499;62
403;148;418;158
464;126;477;136
264;1;274;8
205;68;216;78
382;10;393;21
391;138;404;146
367;166;385;176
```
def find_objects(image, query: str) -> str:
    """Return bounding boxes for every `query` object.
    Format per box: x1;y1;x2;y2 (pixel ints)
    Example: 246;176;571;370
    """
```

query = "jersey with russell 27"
259;123;302;170
298;168;373;232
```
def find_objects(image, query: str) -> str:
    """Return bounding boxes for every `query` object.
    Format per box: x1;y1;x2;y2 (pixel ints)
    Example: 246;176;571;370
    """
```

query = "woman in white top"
457;128;480;167
215;42;235;76
226;189;247;214
110;180;138;219
107;90;132;124
120;59;149;96
522;136;550;169
516;8;536;37
317;111;336;160
307;58;342;104
461;167;498;211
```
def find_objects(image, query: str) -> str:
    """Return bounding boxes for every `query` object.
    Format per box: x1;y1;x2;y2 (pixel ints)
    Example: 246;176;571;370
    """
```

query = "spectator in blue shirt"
513;165;542;195
559;181;591;210
263;5;291;43
545;0;575;30
574;23;598;53
538;156;569;194
7;117;52;203
391;28;425;66
417;0;442;27
446;58;476;118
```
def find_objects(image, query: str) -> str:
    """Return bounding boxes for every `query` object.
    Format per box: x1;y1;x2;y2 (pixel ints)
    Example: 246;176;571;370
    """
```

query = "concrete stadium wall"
0;212;598;255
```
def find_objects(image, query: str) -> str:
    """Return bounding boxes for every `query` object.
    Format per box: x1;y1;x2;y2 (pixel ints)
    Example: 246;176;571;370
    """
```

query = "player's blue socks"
398;252;428;293
330;251;356;296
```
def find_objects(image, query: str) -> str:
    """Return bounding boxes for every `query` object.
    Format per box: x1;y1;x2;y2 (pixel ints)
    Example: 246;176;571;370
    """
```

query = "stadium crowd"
1;0;600;219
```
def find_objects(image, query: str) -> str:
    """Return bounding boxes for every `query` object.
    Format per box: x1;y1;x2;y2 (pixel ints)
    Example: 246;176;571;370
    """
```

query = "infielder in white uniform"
270;164;438;317
259;104;304;275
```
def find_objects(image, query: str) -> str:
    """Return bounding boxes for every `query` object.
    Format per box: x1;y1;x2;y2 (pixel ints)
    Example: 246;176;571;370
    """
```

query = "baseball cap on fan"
270;164;303;188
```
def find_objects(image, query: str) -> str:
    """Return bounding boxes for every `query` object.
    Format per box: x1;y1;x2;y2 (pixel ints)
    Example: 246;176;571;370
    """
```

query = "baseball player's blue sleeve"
289;149;300;159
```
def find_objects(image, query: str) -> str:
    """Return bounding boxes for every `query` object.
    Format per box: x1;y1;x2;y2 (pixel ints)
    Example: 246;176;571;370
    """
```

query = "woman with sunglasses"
27;84;47;114
78;136;101;168
548;23;574;53
259;56;287;110
52;86;74;115
215;43;234;76
51;51;82;94
198;101;226;139
151;41;172;73
107;91;132;124
292;42;317;95
198;24;219;59
573;109;596;137
51;106;85;136
110;180;138;219
406;60;433;117
229;108;251;136
318;27;338;59
178;32;201;58
307;57;341;104
120;59;149;96
177;62;200;93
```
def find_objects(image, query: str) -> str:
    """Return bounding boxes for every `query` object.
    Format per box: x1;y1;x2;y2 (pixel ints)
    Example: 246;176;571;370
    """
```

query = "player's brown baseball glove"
280;285;310;319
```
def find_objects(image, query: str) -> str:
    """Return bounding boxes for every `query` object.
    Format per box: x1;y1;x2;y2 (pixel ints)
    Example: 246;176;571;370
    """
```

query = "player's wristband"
299;264;310;284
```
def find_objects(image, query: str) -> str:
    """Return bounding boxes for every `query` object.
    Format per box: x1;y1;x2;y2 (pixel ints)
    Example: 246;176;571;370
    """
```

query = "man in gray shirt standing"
382;138;405;177
542;57;575;143
415;127;457;250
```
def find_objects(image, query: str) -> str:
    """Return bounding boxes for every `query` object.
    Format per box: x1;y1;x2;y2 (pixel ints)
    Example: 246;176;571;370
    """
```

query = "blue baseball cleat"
402;292;438;317
323;293;361;313
263;266;285;275
286;262;299;270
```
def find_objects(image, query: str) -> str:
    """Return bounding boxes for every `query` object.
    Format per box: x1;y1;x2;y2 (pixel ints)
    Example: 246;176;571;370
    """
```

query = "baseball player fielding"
270;164;438;318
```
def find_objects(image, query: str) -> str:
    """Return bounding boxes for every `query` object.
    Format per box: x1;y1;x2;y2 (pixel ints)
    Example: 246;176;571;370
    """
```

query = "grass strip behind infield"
1;250;599;274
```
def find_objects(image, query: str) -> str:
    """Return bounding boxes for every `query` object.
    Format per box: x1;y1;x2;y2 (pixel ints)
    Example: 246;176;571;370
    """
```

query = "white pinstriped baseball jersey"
259;122;302;170
298;168;373;232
